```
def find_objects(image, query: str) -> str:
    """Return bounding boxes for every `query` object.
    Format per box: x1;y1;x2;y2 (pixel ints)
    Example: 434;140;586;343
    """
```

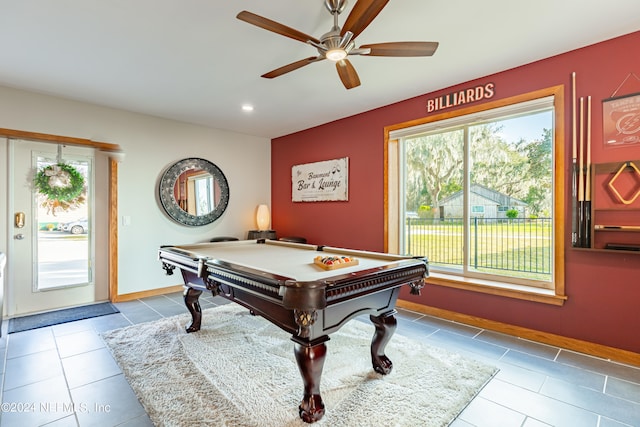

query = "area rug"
8;302;119;333
102;304;497;427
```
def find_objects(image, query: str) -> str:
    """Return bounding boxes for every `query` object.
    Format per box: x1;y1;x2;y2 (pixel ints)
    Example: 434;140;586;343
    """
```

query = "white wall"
0;85;271;297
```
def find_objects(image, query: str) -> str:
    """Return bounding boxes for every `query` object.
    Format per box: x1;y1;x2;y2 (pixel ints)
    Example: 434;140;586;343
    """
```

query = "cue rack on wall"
587;160;640;252
571;72;640;253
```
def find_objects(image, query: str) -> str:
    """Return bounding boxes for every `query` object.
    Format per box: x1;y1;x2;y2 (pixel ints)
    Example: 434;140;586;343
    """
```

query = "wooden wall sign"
292;157;349;202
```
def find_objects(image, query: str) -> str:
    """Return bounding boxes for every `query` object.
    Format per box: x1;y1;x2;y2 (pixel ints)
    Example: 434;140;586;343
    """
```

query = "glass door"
7;139;96;316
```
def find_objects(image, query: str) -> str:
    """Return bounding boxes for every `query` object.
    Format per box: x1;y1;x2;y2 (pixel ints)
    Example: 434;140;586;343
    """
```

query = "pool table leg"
294;339;327;423
183;286;203;333
370;310;397;375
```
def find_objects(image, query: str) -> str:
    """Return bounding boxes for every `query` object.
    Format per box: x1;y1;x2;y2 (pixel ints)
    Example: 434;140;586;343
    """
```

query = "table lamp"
256;204;270;230
247;204;276;240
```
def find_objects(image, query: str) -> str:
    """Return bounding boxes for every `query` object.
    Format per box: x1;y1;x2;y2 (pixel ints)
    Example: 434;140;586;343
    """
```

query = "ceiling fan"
237;0;439;89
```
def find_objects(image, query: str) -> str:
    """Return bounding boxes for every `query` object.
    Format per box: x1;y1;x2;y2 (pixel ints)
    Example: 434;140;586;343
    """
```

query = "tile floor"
1;292;639;427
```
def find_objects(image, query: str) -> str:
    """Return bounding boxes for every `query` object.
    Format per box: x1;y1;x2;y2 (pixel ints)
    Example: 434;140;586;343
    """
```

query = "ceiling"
1;1;639;139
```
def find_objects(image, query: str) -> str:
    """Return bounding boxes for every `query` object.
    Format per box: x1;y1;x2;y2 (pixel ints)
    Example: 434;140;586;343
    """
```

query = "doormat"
8;302;120;334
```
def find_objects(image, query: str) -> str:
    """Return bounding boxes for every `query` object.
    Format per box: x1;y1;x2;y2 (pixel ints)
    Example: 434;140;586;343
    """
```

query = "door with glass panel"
7;139;96;316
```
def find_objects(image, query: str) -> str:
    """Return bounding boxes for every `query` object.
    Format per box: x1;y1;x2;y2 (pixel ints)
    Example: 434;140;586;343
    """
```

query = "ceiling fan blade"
341;0;389;38
237;11;320;45
261;56;324;79
359;41;439;57
336;59;361;89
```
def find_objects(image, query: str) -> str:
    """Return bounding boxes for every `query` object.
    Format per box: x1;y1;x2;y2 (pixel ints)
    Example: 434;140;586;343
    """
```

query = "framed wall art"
603;72;640;148
603;91;640;148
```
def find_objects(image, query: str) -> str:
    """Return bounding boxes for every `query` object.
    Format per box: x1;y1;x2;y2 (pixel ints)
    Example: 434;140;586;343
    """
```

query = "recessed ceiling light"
242;104;254;112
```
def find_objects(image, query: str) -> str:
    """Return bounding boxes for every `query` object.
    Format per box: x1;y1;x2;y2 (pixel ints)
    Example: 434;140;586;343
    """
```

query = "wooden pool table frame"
158;239;428;423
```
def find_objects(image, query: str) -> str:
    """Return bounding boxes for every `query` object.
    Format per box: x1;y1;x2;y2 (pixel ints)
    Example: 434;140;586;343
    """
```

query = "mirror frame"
158;157;230;226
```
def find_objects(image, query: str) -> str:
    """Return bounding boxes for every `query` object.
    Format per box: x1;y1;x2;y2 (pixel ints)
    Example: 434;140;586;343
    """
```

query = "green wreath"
34;163;85;202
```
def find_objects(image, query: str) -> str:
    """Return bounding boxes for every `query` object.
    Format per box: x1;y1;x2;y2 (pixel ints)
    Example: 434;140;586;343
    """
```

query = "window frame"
384;85;566;306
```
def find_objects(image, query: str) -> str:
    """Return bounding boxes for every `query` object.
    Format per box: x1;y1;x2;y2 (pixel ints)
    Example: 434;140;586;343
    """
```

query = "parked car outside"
60;218;88;234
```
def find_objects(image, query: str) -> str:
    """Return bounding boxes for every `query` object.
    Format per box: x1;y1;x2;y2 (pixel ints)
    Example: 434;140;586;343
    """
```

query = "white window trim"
384;86;567;306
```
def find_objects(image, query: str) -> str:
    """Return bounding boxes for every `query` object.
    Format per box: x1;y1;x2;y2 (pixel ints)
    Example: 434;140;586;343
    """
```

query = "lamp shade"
256;204;270;230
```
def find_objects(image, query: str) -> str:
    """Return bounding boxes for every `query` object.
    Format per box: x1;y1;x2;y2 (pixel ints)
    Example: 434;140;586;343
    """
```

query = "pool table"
158;239;428;423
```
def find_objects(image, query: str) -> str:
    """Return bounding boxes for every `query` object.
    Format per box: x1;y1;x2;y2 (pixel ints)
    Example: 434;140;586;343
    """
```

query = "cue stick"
595;225;640;231
571;72;578;247
584;96;592;248
577;97;585;247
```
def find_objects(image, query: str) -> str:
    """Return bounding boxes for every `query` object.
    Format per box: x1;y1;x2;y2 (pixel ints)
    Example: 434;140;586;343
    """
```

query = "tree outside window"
399;102;555;288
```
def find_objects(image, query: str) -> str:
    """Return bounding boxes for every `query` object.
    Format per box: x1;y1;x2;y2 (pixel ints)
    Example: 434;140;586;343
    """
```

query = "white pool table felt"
171;240;408;282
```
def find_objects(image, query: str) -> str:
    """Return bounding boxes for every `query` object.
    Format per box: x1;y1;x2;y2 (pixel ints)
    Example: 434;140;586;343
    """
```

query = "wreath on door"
34;163;86;214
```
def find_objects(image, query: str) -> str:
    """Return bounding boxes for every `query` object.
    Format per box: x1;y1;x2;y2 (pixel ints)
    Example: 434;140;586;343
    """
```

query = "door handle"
15;212;26;228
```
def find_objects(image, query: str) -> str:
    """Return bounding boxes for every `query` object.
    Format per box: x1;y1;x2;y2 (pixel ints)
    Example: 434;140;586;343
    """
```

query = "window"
385;86;566;305
34;152;93;290
193;174;215;216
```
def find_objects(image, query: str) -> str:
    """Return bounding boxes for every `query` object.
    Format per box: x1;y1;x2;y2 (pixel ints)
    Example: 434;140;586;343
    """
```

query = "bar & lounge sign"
292;157;349;202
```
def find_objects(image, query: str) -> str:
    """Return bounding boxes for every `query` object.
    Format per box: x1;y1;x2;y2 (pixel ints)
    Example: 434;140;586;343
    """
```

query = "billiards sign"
426;82;495;113
292;157;349;202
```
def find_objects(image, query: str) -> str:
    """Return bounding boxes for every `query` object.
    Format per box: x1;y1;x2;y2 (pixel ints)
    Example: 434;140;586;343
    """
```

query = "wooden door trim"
1;128;122;301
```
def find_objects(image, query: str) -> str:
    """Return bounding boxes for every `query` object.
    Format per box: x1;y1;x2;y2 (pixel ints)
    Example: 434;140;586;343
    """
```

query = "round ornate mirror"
158;158;230;226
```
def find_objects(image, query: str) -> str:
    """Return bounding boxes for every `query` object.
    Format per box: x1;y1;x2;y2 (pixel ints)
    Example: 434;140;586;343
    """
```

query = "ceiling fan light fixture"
238;0;439;89
326;48;347;61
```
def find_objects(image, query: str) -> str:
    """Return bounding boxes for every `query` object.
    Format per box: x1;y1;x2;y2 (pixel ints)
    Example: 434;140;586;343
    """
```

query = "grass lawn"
406;219;552;281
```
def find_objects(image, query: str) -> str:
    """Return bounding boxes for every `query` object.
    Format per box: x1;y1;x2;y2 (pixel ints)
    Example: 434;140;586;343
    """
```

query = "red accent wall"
272;31;640;354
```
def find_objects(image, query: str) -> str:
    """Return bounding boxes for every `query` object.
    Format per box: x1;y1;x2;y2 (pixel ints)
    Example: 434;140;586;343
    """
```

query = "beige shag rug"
102;304;496;427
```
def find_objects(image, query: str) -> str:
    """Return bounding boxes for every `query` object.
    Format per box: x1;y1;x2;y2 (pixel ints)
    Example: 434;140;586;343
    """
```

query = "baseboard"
112;285;184;303
397;299;640;368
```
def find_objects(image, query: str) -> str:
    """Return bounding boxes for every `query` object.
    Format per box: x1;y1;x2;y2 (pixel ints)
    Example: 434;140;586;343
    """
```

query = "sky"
495;110;553;143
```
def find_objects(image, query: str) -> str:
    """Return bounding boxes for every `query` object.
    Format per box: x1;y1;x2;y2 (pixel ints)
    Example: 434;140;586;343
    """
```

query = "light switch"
122;215;131;226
